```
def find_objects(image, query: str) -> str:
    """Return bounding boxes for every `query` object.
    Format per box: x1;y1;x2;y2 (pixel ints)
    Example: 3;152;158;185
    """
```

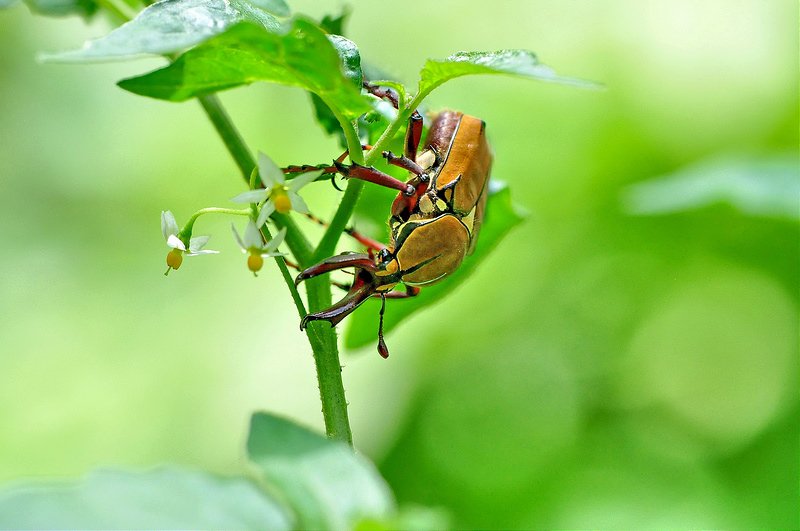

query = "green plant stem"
312;97;417;261
312;110;366;262
197;93;353;446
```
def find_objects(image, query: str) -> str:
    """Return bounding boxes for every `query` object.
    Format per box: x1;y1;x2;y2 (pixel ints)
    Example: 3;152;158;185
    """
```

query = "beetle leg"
382;151;425;176
301;212;388;252
300;278;378;330
333;161;415;196
381;285;421;299
377;293;389;358
363;81;422;162
294;253;377;286
363;81;400;108
404;111;423;162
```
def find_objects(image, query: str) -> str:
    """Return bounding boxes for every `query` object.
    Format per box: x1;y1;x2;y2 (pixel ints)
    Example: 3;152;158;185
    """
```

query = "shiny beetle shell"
385;111;492;286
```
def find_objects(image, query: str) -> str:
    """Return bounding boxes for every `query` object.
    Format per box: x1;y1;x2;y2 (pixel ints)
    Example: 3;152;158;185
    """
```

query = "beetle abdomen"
395;214;470;286
432;114;492;217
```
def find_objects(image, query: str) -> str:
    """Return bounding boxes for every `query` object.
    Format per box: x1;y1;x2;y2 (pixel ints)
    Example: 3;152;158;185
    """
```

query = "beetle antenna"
377;293;389;359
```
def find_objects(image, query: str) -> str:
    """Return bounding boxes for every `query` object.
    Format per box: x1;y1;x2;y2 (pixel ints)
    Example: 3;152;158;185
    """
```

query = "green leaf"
328;34;362;87
0;467;292;529
308;34;364;142
345;182;527;350
418;49;600;100
622;154;800;221
246;0;288;17
118;19;372;119
22;0;97;18
247;412;394;530
42;0;280;62
319;6;350;36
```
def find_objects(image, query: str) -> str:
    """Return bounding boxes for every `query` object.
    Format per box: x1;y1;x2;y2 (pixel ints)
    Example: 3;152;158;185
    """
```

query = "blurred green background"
0;0;797;528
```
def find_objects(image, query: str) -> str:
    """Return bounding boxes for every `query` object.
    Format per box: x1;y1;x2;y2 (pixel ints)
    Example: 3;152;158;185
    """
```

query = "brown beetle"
296;107;492;357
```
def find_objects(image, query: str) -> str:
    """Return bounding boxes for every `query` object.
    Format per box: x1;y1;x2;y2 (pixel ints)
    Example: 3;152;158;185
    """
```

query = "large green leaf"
307;33;364;142
246;0;288;17
622;154;800;221
247;412;394;530
345;182;527;350
418;49;599;100
42;0;281;62
118;19;372;119
16;0;96;18
0;467;292;529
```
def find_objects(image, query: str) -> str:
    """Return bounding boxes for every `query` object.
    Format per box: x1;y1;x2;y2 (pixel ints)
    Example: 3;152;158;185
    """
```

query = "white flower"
232;220;287;275
231;152;321;224
161;210;218;274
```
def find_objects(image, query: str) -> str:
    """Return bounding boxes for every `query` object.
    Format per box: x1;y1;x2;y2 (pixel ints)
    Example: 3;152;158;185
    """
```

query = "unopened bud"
273;192;292;214
247;252;264;274
166;248;183;270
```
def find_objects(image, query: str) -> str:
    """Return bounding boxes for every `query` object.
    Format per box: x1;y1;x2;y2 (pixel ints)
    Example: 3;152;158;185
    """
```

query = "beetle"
295;106;492;358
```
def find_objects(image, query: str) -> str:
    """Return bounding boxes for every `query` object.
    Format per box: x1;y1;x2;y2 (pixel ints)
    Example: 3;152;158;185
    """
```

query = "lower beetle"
295;105;492;358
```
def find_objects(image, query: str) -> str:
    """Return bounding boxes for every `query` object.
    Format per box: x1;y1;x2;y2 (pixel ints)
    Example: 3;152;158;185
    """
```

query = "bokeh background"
1;0;797;528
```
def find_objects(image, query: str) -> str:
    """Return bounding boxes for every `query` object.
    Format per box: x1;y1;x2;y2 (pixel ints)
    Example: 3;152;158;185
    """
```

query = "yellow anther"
166;248;183;270
272;188;292;214
247;251;264;274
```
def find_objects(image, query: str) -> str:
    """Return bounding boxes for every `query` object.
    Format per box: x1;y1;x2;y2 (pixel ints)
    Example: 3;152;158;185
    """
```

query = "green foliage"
42;0;281;61
417;49;599;100
0;413;431;529
0;467;292;529
1;0;98;18
246;0;289;17
247;413;395;529
622;154;800;220
118;19;372;120
346;183;527;350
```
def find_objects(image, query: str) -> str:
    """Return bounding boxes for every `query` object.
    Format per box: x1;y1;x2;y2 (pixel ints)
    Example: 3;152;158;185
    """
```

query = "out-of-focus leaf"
355;505;451;531
345;182;527;350
247;412;394;531
418;50;600;100
42;0;280;62
0;467;292;529
118;20;372;119
319;6;349;35
22;0;96;18
622;155;800;220
328;34;362;87
246;0;288;17
0;0;19;8
307;34;364;142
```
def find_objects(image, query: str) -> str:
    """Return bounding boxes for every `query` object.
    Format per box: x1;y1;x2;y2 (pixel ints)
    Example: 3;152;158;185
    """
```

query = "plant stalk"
197;93;353;445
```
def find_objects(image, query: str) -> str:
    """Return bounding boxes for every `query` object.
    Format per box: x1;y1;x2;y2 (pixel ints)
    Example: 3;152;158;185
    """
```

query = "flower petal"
244;220;263;249
288;170;323;192
188;235;210;253
288;192;309;214
231;223;247;251
258;152;284;186
265;227;287;253
231;189;269;204
161;210;179;240
167;234;186;251
255;201;276;228
186;249;219;256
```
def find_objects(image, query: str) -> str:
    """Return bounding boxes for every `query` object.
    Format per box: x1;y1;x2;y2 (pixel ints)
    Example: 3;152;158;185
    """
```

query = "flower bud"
273;190;292;214
247;251;264;274
166;248;183;270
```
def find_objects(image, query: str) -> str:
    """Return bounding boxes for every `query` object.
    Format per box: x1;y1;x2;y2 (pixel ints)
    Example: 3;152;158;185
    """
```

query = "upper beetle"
295;91;492;357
